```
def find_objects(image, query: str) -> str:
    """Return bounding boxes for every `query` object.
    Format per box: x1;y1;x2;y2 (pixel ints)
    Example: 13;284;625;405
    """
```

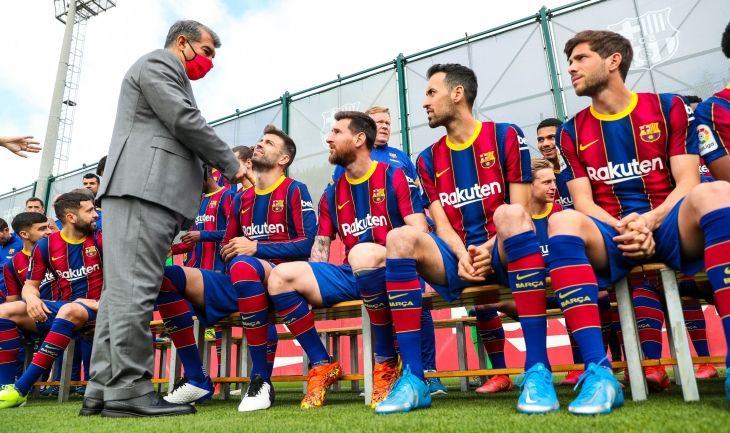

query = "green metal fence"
2;0;728;218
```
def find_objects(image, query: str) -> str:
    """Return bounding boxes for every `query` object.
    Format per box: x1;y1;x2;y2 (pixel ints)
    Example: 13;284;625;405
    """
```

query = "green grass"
4;376;729;433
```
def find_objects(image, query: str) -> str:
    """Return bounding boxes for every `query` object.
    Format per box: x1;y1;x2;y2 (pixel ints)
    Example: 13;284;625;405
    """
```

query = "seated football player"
0;191;102;409
693;20;730;183
266;111;428;409
157;125;315;412
375;63;556;415
548;29;730;413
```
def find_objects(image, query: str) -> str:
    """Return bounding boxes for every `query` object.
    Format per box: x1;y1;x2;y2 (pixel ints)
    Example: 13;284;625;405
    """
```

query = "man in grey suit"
82;20;247;417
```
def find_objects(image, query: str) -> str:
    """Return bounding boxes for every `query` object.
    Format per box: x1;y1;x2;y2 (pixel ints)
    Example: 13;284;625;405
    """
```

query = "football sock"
631;281;664;360
16;318;74;395
505;231;549;369
0;318;20;384
271;291;329;366
475;307;506;369
548;235;608;368
386;258;424;380
355;268;397;363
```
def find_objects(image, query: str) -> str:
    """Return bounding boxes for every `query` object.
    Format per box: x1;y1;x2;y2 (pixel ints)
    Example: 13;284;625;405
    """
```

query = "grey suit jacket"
98;49;239;219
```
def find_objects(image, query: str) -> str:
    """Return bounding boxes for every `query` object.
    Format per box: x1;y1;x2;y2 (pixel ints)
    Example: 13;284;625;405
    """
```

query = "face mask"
182;43;213;80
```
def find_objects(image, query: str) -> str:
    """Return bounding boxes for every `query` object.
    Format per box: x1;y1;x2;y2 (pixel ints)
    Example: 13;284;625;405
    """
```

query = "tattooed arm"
309;236;331;262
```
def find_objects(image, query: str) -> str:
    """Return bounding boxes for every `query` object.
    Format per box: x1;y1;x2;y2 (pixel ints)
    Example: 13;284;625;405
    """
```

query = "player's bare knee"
348;243;385;270
493;204;532;236
57;304;88;325
386;226;418;258
547;209;582;236
688;181;730;214
266;266;295;295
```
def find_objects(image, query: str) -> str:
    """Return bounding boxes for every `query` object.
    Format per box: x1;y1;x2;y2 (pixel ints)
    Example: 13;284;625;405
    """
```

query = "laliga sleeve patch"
697;124;719;156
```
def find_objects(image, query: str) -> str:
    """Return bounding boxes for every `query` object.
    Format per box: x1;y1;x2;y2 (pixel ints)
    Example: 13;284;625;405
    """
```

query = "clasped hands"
613;212;656;259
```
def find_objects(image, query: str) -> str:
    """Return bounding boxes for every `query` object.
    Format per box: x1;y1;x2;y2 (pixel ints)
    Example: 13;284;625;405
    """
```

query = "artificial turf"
4;375;729;433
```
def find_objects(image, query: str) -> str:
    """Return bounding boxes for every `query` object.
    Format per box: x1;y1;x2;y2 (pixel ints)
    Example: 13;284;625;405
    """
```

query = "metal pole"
538;6;567;121
395;54;410;155
281;91;290;133
35;0;76;206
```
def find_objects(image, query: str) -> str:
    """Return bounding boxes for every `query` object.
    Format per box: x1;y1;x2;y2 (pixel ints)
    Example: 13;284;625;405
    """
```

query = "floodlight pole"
36;0;76;205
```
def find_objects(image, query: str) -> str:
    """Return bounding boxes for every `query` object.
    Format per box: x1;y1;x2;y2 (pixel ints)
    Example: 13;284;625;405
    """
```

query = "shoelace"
247;376;264;397
170;376;189;393
573;355;610;392
515;368;546;390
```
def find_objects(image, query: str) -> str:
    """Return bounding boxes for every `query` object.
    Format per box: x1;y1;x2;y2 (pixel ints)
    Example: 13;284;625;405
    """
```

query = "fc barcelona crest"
479;151;496;169
372;188;385;204
639;122;661;142
209;200;218;208
85;246;98;257
271;199;284;212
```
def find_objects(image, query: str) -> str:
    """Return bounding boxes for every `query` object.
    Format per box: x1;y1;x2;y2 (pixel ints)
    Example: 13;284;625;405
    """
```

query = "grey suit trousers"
86;196;184;401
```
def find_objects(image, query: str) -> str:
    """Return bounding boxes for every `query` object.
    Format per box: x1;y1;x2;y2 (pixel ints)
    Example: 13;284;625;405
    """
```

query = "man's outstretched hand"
0;135;41;158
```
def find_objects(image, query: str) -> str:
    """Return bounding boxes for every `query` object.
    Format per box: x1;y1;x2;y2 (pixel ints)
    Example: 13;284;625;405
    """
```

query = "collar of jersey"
60;230;86;245
726;84;730;89
346;161;378;185
204;186;224;197
446;121;482;151
590;92;638;121
532;202;553;219
22;248;31;256
255;175;286;195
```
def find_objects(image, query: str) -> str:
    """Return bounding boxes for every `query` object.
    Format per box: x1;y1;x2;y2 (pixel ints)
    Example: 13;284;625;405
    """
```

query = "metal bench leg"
332;334;341;392
302;342;309;394
615;277;648;401
220;328;232;400
168;344;181;393
660;268;699;401
361;304;373;405
157;345;167;394
350;334;360;392
58;339;75;403
476;328;488;383
239;335;249;400
456;322;468;392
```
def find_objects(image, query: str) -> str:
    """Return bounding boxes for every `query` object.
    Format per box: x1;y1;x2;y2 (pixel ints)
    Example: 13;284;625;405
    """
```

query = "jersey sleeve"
2;262;19;298
502;124;532;183
416;150;437;205
316;187;337;239
255;183;316;260
667;94;697;157
695;99;730;164
27;241;49;283
221;191;243;247
392;167;423;217
170;241;195;255
556;122;584;181
200;190;234;242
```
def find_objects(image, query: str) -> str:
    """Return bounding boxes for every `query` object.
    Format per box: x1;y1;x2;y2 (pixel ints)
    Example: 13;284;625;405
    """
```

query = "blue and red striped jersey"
27;230;103;301
694;85;730;166
417;120;531;247
2;250;57;302
532;202;562;257
171;186;235;272
318;161;423;262
222;176;316;265
554;155;574;210
558;92;697;220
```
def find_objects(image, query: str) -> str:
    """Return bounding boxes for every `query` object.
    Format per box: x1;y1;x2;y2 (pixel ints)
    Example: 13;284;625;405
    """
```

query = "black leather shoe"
79;396;104;416
100;392;196;418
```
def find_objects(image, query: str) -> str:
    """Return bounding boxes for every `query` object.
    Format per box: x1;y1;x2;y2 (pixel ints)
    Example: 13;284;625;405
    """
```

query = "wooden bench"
46;263;708;404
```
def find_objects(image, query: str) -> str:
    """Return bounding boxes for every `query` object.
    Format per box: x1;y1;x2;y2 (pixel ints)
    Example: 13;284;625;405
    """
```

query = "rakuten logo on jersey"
243;223;285;239
439;182;502;209
587;157;664;185
56;264;101;282
556;195;573;208
341;214;387;237
195;214;215;224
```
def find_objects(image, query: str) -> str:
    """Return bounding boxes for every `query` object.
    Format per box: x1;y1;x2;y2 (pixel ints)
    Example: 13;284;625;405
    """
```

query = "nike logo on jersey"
516;271;539;281
558;288;583;300
435;168;451;178
241;208;251;215
337;201;350;210
17;267;28;275
51;256;64;261
587;157;664;185
579;139;598;151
